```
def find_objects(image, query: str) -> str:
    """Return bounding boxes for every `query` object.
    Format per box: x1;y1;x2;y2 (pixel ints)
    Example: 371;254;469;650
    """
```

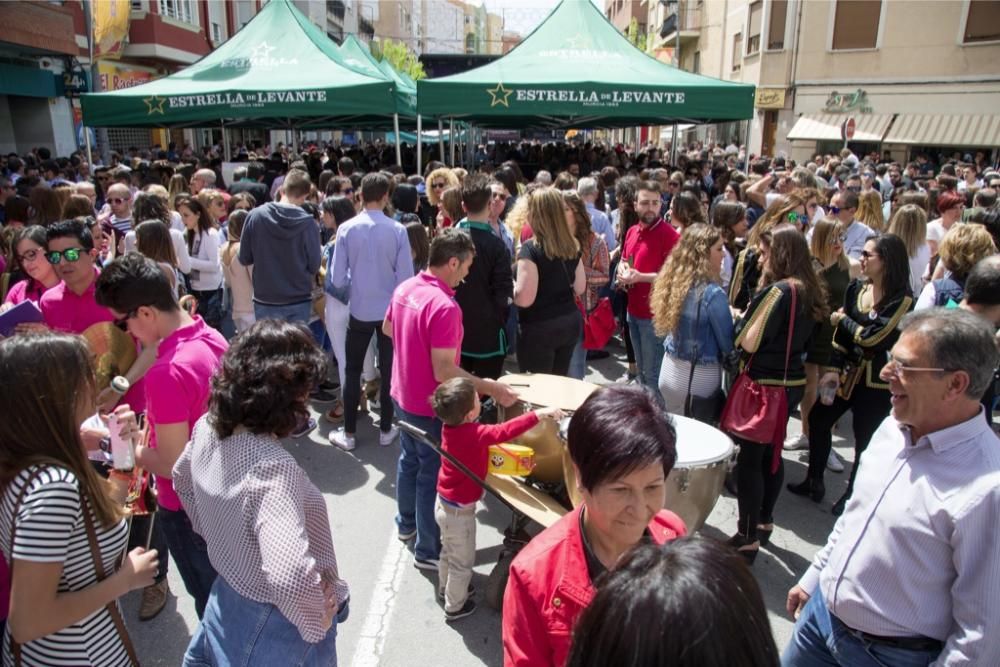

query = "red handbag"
578;297;616;350
720;285;797;472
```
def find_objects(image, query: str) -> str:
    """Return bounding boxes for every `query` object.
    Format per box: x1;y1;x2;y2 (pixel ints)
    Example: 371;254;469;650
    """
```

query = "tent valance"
786;113;894;142
884;114;1000;147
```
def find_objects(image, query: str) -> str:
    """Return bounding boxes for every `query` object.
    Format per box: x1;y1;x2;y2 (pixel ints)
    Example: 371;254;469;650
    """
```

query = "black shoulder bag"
684;287;727;426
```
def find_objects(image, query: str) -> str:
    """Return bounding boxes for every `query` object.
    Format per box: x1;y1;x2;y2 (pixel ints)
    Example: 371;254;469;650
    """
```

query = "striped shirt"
0;465;130;666
799;410;1000;664
172;416;350;643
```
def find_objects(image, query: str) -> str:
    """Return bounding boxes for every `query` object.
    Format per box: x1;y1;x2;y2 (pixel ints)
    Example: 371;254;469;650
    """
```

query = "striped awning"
883;114;1000;147
786;113;894;142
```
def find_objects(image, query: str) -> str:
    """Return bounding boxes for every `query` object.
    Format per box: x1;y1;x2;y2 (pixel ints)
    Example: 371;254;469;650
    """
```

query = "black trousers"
735;385;803;542
517;310;582;377
344;316;394;434
460;354;506;381
806;383;892;498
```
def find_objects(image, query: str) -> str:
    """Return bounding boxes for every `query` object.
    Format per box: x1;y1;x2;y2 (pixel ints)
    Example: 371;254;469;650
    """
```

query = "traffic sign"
841;117;856;141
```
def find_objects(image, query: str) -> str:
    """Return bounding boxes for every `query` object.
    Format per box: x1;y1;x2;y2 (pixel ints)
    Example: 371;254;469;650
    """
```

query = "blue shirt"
586;204;617;253
331;208;414;321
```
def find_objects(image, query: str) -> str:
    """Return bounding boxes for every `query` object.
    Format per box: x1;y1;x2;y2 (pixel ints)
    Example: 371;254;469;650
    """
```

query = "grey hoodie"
239;202;322;305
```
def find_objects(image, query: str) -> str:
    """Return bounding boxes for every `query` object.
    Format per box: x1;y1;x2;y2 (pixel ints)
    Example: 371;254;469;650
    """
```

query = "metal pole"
438;119;444;165
449;117;455;166
222;121;231;161
393;113;402;167
744;118;751;173
670;124;678;167
416;115;422;176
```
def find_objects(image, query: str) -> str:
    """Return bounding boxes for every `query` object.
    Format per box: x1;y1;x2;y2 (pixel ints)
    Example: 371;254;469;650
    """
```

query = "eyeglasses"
828;234;848;246
47;247;84;264
17;248;44;263
431;182;446;189
108;197;128;205
491;192;506;200
846;186;862;193
860;250;880;260
883;355;950;381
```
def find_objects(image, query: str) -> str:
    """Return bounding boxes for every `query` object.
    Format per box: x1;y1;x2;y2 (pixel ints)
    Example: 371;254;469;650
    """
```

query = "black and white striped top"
1;465;130;666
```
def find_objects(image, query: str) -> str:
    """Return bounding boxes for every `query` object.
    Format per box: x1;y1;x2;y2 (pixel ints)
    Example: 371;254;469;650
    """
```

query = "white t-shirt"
926;218;947;244
908;243;931;297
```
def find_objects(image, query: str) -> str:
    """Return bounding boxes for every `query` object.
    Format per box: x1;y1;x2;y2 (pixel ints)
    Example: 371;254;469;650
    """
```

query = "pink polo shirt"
144;316;227;511
40;270;146;412
387;271;464;418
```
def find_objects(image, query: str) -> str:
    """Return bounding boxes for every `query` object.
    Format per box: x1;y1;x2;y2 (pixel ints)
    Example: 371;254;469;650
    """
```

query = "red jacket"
501;504;686;667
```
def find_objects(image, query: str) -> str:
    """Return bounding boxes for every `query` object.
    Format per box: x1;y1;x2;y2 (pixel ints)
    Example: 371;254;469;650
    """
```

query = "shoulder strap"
7;467;47;666
81;497;140;666
685;287;705;409
783;282;797;383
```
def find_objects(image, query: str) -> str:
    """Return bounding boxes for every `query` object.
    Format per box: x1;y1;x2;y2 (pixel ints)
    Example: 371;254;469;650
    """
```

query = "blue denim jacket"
663;283;735;364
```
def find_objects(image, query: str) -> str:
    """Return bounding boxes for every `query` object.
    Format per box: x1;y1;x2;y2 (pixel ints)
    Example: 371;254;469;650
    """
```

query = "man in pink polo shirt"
41;219;150;412
383;228;518;570
96;252;228;620
617;180;680;404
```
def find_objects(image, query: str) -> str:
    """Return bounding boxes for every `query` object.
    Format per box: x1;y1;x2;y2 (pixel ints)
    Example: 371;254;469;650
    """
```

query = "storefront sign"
823;88;873;114
98;62;153;91
754;88;785;109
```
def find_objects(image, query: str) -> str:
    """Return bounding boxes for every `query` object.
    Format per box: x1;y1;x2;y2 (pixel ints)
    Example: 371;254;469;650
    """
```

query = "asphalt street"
125;340;846;666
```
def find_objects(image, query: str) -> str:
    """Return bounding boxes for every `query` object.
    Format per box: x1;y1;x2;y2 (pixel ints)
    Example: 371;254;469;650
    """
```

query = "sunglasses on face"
17;248;44;263
342;188;354;195
860;250;879;260
431;182;446;189
491;192;506;200
47;247;85;264
108;197;127;205
113;308;138;330
788;212;809;226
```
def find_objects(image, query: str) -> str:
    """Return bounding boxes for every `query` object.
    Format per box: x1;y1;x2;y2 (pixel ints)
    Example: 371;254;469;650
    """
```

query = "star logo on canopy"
144;95;166;115
487;82;512;108
251;41;276;60
565;33;592;49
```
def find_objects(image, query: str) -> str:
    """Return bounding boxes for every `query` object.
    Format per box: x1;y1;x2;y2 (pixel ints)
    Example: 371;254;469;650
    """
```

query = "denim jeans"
253;300;312;325
627;314;665;402
782;588;941;667
343;317;394;434
394;403;442;562
158;506;218;619
567;332;586;380
183;576;349;667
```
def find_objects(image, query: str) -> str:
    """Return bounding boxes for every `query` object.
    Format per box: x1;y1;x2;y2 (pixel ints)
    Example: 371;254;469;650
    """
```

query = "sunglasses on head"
47;247;85;264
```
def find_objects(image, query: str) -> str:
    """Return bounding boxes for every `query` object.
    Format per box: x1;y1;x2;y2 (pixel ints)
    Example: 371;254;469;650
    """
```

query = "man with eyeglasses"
784;308;1000;667
828;190;871;260
102;182;133;240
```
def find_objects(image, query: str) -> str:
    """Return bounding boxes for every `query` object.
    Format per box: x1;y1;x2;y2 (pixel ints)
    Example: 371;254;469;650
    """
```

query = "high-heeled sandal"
726;533;760;565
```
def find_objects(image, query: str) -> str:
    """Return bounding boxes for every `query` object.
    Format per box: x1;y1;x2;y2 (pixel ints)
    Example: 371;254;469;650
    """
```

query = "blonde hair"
526;188;579;260
887;204;928;258
747;192;807;249
939;223;997;278
197;188;225;222
651;223;722;336
167;173;188;205
506;196;529;250
809;217;850;271
856;190;885;232
427;168;460;206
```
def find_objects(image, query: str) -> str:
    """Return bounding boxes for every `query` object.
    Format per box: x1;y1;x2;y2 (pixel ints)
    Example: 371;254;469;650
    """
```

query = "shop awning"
786;113;894;142
883;114;1000;147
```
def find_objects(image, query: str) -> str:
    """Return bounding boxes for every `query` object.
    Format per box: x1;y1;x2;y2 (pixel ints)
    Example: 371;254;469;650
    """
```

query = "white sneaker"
826;450;845;473
783;433;808;450
379;425;399;446
329;429;356;451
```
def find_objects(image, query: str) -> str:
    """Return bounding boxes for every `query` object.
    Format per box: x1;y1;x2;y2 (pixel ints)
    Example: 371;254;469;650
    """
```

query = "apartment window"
963;0;1000;44
747;1;762;54
130;1;144;10
732;32;743;70
768;0;788;49
832;0;881;50
692;51;700;74
159;0;193;24
211;21;221;43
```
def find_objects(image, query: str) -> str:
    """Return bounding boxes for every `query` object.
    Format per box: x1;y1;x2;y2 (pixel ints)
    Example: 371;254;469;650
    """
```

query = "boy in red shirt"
431;378;563;621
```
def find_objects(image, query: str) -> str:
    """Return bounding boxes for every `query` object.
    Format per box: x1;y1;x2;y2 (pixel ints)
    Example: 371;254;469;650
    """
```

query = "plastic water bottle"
108;377;134;471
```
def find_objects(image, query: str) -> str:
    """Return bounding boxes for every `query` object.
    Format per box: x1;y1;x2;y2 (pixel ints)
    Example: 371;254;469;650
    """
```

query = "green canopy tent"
337;34;417;121
80;0;406;160
417;0;755;158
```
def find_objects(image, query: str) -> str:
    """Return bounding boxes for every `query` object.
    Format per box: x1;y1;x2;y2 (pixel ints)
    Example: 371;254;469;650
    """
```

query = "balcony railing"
659;2;701;38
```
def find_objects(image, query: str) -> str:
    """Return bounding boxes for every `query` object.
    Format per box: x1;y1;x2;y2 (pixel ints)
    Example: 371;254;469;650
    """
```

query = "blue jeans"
568;331;586;380
782;589;941;667
394;403;442;562
253;300;312;325
158;506;218;619
191;288;223;332
183;576;348;667
627;314;665;403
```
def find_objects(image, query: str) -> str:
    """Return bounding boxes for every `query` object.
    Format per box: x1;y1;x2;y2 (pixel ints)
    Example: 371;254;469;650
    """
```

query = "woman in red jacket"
501;384;687;667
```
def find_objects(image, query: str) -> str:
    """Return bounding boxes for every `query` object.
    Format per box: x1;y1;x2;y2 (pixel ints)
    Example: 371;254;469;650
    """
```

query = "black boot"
787;477;825;503
832;493;849;516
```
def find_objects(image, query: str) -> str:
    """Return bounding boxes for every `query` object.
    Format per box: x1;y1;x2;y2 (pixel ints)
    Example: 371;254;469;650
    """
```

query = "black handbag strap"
783;282;798;383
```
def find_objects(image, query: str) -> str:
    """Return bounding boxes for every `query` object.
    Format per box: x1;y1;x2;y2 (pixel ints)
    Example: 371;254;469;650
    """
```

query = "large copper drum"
81;322;137;391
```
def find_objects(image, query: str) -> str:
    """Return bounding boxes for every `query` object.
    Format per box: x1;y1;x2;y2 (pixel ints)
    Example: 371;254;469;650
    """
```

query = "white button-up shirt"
799;410;1000;666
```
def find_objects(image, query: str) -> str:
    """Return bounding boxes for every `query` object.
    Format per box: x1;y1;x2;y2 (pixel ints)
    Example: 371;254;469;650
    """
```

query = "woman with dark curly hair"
174;319;350;665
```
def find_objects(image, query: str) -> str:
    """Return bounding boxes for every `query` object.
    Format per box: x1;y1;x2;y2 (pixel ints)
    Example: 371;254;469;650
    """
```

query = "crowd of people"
1;137;999;666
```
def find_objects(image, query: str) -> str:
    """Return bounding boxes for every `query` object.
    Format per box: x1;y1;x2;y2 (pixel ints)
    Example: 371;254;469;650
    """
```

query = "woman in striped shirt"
0;333;158;666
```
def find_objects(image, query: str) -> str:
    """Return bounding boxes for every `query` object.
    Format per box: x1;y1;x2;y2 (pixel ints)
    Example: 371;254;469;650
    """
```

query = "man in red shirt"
617;181;680;403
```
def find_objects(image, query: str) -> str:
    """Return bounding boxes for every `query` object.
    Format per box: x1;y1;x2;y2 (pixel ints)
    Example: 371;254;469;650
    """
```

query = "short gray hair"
577;177;599;198
899;308;999;397
194;168;216;185
233;166;247;181
535;170;553;185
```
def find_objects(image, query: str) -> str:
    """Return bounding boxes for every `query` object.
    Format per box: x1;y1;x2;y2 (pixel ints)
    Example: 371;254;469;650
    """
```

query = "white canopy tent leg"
222;121;231;161
394;113;402;167
449;117;455;167
438;119;445;165
416;115;422;176
744;119;751;173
